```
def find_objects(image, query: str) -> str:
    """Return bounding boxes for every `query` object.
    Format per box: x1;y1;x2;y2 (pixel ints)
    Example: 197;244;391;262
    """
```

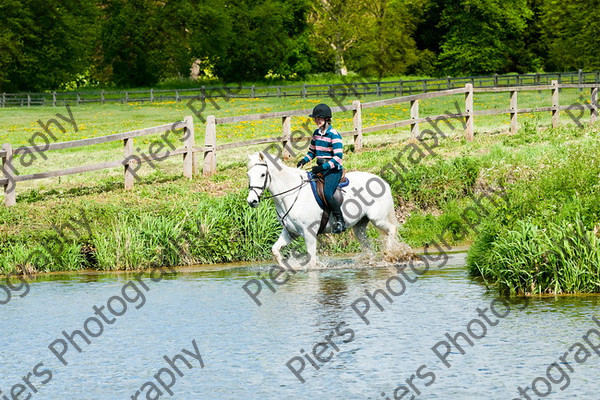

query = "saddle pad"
308;171;349;210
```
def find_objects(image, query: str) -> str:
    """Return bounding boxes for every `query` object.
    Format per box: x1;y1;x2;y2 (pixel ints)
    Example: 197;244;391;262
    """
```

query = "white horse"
246;152;404;268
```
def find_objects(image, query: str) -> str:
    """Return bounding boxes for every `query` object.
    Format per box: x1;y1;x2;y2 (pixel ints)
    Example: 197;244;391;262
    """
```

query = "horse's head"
246;152;270;208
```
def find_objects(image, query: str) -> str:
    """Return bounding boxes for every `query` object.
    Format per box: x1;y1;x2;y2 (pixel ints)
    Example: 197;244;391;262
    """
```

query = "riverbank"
1;94;599;293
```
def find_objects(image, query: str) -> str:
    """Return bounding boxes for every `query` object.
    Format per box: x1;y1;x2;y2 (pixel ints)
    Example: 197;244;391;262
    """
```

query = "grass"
0;86;599;295
0;87;589;194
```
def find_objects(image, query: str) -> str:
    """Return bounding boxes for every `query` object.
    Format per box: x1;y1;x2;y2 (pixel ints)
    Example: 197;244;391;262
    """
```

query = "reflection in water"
317;275;349;308
0;253;599;399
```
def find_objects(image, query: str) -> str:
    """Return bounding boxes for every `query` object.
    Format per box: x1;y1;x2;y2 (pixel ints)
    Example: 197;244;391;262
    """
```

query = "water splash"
383;240;418;264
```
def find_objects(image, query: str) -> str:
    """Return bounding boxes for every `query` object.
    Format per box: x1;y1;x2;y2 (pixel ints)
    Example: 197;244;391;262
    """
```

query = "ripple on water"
1;252;598;399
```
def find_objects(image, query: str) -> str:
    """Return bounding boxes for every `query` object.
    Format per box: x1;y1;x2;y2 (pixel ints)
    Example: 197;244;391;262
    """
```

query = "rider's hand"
311;165;325;174
297;160;307;168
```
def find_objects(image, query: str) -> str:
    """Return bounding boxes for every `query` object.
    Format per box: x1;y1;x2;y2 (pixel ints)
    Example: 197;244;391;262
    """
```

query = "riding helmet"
309;103;332;119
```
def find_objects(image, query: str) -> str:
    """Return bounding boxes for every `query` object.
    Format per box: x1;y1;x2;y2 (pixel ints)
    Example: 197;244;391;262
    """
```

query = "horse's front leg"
303;228;319;269
272;229;294;266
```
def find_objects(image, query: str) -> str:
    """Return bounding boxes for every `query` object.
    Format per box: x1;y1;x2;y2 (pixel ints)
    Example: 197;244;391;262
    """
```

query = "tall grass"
469;219;600;294
467;137;600;294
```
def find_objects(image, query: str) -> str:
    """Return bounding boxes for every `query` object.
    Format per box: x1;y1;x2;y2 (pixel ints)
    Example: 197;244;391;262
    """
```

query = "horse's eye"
261;173;265;177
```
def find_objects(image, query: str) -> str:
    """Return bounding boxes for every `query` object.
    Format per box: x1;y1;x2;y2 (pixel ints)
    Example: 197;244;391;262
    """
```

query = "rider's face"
313;117;325;128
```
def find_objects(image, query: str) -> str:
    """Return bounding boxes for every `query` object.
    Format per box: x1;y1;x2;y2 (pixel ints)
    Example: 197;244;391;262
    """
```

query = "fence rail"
2;81;599;206
1;70;599;107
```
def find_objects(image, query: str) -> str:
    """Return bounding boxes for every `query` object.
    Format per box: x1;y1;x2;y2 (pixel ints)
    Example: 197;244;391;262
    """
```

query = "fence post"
176;90;180;102
203;115;217;176
1;93;4;107
464;84;474;141
591;87;598;124
302;84;307;98
399;81;404;96
77;93;80;106
423;81;427;93
282;116;291;159
52;92;56;107
123;138;134;190
494;74;498;86
510;90;518;134
2;144;16;206
27;94;31;107
277;86;281;97
101;90;105;105
125;92;129;104
377;82;381;96
183;116;197;178
251;85;255;98
150;89;154;103
551;80;559;128
410;99;419;139
447;76;451;89
352;100;362;150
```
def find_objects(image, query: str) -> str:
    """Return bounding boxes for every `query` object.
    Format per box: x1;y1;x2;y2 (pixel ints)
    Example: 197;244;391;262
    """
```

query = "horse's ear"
258;152;265;161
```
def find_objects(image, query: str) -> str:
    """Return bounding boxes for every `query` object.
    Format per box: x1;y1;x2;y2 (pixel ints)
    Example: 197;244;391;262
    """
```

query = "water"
1;253;599;399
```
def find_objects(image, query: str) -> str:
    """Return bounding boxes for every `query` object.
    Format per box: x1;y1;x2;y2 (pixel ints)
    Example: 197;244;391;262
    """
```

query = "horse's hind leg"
352;217;372;251
272;229;294;266
370;215;398;255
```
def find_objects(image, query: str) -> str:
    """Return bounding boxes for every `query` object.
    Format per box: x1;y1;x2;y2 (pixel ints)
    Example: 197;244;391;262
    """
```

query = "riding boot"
328;195;346;234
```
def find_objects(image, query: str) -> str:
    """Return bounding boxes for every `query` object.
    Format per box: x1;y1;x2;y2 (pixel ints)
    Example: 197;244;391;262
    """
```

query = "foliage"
347;0;422;78
0;0;98;91
469;219;600;294
467;139;600;294
436;0;533;75
540;0;600;71
2;0;600;89
213;0;313;81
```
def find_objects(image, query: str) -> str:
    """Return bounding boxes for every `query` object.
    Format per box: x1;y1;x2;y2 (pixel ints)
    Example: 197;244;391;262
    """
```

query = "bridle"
248;162;310;224
248;162;271;200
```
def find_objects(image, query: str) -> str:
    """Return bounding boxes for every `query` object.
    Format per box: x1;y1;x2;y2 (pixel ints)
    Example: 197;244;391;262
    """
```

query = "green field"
0;87;598;295
0;87;591;193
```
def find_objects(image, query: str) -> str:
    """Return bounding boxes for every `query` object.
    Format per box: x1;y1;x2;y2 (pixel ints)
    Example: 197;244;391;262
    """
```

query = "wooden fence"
1;81;599;206
0;116;202;206
1;70;599;107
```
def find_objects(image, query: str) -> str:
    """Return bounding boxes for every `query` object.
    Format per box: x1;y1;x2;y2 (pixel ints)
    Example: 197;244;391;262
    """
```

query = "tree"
348;0;421;78
540;0;600;71
0;0;98;91
213;0;313;81
436;0;533;75
309;0;362;75
153;0;232;79
96;0;164;86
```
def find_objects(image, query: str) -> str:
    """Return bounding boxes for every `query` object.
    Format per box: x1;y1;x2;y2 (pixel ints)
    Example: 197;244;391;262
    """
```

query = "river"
1;253;599;399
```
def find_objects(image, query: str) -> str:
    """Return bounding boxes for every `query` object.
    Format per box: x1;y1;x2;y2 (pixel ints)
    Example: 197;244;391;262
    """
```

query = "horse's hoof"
332;221;346;234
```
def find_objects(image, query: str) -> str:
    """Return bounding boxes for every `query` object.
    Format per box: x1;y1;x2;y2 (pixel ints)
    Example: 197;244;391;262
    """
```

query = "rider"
297;103;346;234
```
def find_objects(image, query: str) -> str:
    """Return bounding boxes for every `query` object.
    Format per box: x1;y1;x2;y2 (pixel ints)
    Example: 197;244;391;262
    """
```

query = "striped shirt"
301;124;343;170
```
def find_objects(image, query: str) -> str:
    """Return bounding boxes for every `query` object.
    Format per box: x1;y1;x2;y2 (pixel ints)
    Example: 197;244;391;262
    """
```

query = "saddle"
308;170;349;234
